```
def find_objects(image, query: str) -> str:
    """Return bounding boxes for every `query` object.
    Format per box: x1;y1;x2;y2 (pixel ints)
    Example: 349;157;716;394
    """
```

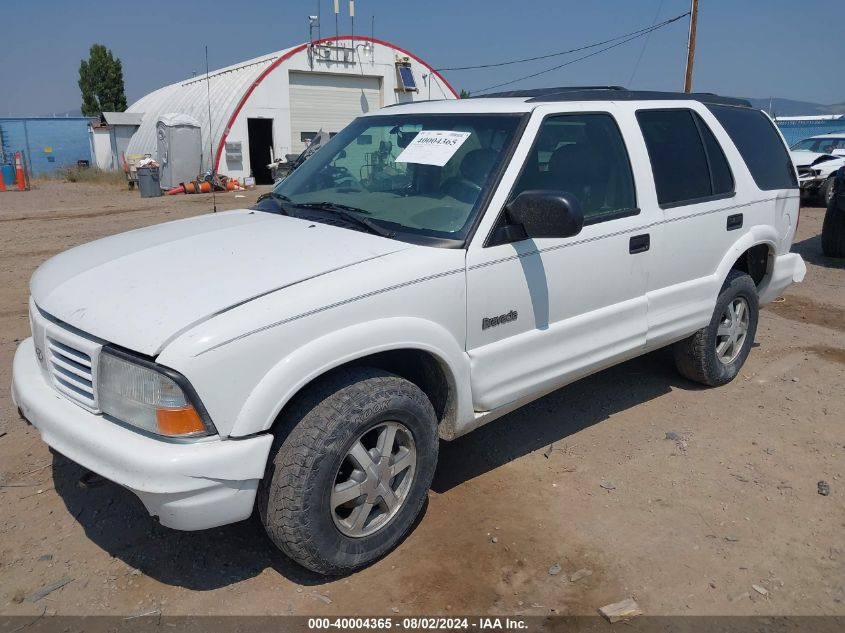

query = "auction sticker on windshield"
395;131;472;167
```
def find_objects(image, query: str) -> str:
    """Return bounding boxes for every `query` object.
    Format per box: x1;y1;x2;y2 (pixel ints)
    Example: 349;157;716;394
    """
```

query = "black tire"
257;367;438;575
821;205;845;258
821;177;835;208
673;270;759;387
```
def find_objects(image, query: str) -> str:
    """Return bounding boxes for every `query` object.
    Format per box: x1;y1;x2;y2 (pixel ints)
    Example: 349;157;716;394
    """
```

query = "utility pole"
683;0;699;93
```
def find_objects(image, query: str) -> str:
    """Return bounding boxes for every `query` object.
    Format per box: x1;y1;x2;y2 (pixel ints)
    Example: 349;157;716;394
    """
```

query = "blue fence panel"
775;119;845;147
0;118;94;174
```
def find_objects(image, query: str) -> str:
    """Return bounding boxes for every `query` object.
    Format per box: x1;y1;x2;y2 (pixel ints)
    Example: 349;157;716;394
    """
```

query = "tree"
459;89;471;99
78;44;128;117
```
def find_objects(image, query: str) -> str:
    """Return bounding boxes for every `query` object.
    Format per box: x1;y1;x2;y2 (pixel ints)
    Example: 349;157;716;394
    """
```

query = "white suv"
12;88;806;574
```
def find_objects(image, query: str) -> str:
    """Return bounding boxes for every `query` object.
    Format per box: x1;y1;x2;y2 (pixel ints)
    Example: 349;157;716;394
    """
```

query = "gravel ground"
0;182;842;617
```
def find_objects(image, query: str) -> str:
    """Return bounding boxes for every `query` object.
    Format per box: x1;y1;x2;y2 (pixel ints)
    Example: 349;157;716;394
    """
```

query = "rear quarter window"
706;105;798;191
636;109;733;207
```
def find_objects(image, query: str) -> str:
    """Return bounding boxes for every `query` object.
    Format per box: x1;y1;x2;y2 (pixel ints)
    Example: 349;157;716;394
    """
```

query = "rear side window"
707;105;798;190
636;109;734;207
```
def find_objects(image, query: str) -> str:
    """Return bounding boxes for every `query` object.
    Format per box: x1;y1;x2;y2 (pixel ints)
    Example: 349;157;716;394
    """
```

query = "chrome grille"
46;336;96;409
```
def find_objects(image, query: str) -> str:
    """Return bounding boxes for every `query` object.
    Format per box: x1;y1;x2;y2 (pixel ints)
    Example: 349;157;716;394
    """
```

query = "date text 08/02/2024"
307;617;529;630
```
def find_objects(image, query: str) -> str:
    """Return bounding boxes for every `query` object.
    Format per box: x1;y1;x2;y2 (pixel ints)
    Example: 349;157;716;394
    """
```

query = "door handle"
726;213;743;231
629;233;650;254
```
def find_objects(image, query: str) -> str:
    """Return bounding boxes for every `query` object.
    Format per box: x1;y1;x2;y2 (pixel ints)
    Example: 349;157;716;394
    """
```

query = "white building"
125;35;457;183
89;111;143;170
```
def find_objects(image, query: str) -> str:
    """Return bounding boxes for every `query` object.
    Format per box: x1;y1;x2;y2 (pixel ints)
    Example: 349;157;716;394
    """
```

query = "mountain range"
743;98;845;117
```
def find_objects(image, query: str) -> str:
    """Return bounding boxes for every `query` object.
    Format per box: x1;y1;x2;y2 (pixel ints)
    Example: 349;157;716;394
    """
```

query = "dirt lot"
0;181;842;617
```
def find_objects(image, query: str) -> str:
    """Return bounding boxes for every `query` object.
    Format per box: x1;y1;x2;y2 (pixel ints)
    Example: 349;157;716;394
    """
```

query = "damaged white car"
790;133;845;205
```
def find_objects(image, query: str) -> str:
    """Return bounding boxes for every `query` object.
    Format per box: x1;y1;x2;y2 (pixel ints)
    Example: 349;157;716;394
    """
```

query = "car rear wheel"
257;367;438;575
673;270;759;386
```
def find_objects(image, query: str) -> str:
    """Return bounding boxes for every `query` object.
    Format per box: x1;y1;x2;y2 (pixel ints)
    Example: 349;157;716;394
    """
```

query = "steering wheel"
440;177;482;204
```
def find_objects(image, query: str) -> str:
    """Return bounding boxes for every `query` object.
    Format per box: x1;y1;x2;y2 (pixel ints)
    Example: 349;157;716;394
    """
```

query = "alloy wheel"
716;297;750;364
330;421;416;538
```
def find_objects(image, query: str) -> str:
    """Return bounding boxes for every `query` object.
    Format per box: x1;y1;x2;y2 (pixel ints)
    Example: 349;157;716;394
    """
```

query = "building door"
247;118;274;184
289;72;382;154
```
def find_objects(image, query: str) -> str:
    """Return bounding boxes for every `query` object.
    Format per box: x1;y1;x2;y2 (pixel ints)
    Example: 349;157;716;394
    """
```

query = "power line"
628;0;666;86
470;11;690;95
438;11;689;73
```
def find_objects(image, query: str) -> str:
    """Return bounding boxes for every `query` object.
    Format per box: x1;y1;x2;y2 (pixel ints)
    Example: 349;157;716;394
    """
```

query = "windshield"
791;137;845;153
267;114;523;244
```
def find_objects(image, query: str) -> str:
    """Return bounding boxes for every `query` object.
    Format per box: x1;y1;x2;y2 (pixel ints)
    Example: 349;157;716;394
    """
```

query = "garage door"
289;72;382;153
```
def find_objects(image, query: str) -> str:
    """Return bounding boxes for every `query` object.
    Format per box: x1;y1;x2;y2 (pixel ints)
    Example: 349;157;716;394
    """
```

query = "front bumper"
12;337;274;530
797;173;824;195
758;253;807;305
799;180;824;195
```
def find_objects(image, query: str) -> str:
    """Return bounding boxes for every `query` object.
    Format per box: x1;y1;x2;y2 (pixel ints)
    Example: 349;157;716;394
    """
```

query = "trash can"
0;165;14;188
136;166;162;198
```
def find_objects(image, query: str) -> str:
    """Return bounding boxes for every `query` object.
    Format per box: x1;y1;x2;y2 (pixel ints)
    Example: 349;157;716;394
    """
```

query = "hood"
31;210;409;355
790;150;838;167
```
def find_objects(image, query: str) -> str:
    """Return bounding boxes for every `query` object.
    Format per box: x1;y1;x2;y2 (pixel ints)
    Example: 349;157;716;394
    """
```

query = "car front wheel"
822;177;836;207
257;367;438;575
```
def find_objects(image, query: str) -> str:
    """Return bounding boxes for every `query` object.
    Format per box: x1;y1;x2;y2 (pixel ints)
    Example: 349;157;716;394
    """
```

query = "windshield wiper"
255;191;296;215
294;201;371;215
292;202;395;238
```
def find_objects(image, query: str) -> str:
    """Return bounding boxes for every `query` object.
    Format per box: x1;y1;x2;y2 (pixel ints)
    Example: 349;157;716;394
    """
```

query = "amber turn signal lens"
156;406;206;436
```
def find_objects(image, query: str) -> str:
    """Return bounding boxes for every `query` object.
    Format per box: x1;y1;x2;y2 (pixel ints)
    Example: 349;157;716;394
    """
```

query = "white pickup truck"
12;88;806;575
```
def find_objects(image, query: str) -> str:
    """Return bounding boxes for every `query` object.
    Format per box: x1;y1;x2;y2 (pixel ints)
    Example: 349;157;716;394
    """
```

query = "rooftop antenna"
334;0;339;52
317;0;321;38
308;16;319;50
350;0;355;50
205;45;217;213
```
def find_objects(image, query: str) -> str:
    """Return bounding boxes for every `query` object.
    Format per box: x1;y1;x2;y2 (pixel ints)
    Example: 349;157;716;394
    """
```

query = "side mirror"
504;190;584;240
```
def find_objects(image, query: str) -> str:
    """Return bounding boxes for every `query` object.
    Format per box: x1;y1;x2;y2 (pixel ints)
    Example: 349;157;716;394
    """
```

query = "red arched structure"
213;35;457;172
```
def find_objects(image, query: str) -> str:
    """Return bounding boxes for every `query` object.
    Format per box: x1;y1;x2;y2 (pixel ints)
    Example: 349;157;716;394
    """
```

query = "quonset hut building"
125;36;457;184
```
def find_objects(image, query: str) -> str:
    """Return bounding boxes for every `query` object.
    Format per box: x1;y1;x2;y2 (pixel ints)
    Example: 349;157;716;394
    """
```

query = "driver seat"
460;148;499;185
441;148;499;204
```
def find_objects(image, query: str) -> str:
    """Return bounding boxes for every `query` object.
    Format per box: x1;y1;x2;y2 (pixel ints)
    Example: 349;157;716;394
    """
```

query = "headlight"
97;348;215;437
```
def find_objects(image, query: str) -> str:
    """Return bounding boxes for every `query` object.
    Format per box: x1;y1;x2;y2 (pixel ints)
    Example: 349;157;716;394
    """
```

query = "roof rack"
474;86;752;108
473;86;626;99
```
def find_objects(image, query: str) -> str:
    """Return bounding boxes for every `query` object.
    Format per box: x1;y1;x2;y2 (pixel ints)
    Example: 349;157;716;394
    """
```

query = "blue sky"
3;0;844;116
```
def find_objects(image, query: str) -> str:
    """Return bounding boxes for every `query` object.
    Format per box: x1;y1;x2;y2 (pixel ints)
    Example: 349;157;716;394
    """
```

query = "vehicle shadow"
791;231;845;270
433;347;700;492
50;452;331;589
51;347;699;590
